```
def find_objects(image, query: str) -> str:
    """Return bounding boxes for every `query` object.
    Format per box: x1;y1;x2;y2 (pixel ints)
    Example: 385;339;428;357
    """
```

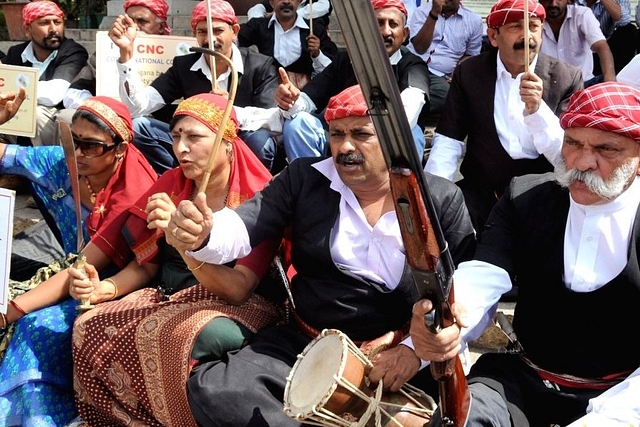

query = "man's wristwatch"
429;11;439;21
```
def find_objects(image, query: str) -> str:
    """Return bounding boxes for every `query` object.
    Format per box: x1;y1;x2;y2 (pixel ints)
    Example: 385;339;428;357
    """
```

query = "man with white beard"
411;82;640;426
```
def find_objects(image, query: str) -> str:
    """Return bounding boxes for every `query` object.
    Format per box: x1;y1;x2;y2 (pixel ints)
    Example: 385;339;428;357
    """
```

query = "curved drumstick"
205;0;219;90
189;46;238;193
524;0;530;73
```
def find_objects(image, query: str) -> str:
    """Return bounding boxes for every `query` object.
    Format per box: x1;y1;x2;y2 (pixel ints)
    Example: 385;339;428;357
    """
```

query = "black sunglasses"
72;136;118;158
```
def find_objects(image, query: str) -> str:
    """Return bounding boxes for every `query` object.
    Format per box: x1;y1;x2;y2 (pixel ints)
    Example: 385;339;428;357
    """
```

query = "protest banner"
0;64;38;138
96;31;198;100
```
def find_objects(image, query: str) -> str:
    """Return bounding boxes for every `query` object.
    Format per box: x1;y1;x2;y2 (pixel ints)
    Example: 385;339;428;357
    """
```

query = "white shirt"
455;177;640;423
188;157;423;358
408;5;484;76
21;43;69;107
268;13;331;75
540;4;606;81
284;49;426;128
116;43;259;124
425;54;564;181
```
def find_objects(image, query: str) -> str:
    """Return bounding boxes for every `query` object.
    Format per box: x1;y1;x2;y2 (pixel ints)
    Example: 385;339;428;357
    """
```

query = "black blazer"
151;47;278;109
238;16;338;75
436;50;583;194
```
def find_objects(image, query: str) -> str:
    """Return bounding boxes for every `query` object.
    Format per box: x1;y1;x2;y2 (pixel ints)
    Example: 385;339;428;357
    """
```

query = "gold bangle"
103;278;119;300
187;260;206;272
0;313;7;329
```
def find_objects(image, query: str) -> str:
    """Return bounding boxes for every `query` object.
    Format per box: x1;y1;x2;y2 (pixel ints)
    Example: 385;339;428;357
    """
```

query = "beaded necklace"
84;176;97;204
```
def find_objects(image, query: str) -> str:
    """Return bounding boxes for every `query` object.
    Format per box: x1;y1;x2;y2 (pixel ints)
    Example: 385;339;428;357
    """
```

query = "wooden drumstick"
205;0;219;91
309;0;313;35
189;47;238;193
524;0;530;73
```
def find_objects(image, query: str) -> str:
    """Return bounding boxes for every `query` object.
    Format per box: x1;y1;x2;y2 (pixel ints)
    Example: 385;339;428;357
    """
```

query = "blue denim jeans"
282;111;426;163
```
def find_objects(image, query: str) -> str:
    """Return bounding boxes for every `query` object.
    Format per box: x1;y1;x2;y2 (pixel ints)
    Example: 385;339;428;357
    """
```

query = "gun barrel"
332;0;455;294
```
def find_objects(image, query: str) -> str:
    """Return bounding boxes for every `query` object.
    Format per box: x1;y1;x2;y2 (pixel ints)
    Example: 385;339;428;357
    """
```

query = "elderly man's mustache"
383;36;394;45
513;40;538;50
336;152;365;165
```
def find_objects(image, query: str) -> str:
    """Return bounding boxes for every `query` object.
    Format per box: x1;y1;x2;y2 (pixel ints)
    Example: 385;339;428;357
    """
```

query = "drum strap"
289;303;409;351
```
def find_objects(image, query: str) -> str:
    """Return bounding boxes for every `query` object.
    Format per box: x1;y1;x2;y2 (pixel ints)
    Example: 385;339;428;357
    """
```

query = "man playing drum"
169;84;476;425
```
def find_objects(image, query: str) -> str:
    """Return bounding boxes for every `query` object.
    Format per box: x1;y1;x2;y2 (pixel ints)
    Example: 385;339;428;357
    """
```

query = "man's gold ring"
172;227;179;237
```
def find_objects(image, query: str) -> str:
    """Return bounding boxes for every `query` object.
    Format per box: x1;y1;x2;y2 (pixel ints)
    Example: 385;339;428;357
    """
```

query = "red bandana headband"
324;85;369;123
22;1;64;25
123;0;172;35
191;0;238;32
560;82;640;143
371;0;408;19
486;0;545;29
77;96;134;143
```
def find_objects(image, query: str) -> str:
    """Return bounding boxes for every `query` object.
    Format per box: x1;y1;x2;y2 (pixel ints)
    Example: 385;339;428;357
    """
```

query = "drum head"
285;331;347;416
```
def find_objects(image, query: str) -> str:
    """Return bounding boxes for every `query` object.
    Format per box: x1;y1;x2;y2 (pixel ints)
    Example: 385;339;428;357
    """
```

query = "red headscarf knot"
123;0;172;35
560;82;640;143
324;85;369;123
191;0;238;32
22;1;64;25
371;0;408;19
486;0;545;29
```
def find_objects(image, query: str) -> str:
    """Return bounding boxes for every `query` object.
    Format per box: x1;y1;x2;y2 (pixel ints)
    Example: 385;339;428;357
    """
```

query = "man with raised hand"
111;0;280;174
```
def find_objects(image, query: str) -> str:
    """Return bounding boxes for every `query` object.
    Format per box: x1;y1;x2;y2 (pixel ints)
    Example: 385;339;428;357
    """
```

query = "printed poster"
0;64;38;138
95;31;198;100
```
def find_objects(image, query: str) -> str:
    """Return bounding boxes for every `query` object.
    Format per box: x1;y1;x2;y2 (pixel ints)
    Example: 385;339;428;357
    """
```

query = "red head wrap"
560;82;640;143
371;0;408;19
22;1;64;26
77;96;134;143
174;93;239;142
123;0;172;35
191;0;238;32
486;0;545;29
324;85;369;123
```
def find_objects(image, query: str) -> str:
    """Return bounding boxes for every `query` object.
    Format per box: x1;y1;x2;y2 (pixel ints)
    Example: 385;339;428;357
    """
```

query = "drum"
284;329;435;427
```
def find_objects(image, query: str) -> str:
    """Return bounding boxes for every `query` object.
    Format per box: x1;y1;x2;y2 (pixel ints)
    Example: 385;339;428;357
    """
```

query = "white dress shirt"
116;43;245;118
21;43;69;107
188;157;425;359
268;13;331;75
540;4;606;81
284;49;425;128
425;54;564;181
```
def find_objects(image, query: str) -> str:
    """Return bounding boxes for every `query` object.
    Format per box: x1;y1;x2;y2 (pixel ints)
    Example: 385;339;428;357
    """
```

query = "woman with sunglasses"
0;96;157;426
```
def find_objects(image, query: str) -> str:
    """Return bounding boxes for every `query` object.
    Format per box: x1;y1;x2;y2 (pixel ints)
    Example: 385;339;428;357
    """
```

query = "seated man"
408;0;484;115
277;0;430;162
425;0;583;231
176;84;476;425
238;0;338;88
0;1;88;146
576;0;637;74
540;0;616;86
112;0;280;174
414;81;640;427
247;0;333;29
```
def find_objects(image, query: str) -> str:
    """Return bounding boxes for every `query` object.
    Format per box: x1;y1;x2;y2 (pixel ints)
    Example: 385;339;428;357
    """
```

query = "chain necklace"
83;176;97;204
